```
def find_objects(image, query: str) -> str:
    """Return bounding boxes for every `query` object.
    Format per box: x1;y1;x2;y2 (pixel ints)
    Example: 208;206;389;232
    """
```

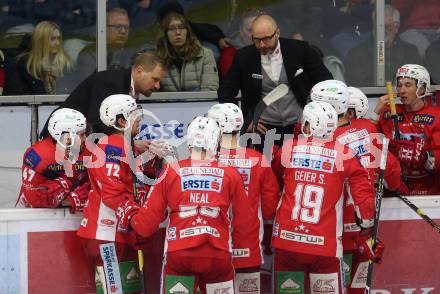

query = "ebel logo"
232;248;250;258
291;153;335;173
280;229;324;245
180;226;220;238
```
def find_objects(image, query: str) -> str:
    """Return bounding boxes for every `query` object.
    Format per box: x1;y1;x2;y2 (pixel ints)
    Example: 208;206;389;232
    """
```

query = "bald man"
218;14;332;151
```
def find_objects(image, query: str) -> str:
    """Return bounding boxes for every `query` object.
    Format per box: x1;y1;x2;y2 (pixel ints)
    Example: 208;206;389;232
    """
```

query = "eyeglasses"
252;29;278;44
107;24;130;31
168;25;187;33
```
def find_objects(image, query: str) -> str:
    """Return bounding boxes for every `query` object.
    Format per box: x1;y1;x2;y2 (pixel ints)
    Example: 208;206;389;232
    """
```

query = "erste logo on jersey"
24;149;42;169
180;167;224;192
105;145;122;163
291;153;335;173
237;168;251;185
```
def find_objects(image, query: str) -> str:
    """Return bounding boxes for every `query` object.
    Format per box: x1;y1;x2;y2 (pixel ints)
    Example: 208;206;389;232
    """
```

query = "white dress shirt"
260;41;283;83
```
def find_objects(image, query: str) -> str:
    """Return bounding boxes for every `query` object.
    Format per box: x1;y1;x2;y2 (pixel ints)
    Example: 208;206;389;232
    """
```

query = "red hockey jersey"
378;104;440;195
334;118;403;250
77;134;149;244
271;137;375;257
218;146;280;268
130;158;260;258
17;137;88;208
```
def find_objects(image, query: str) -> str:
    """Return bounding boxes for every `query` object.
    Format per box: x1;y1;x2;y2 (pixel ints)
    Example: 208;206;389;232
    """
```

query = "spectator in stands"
218;8;259;78
72;8;139;88
230;9;260;49
425;38;440;84
156;0;232;61
392;0;440;57
346;4;422;86
322;0;374;60
17;108;89;213
156;12;218;92
13;20;72;95
218;14;332;151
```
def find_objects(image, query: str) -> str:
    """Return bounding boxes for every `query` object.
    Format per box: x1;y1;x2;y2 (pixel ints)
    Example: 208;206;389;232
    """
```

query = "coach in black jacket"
40;52;166;139
218;15;332;145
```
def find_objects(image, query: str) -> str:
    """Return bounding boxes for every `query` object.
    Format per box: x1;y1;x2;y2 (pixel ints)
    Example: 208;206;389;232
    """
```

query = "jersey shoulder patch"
24;148;42;169
105;145;123;163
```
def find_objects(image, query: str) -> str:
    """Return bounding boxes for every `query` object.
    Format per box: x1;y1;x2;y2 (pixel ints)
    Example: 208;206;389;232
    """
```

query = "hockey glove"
66;182;90;214
355;230;385;263
116;199;140;230
47;177;73;208
389;137;428;169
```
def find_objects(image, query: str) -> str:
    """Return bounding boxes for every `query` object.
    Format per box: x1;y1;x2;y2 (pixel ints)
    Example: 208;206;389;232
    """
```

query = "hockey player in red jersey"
312;82;401;293
17;108;89;213
116;116;260;294
77;94;147;293
271;100;375;294
207;103;280;294
371;64;440;195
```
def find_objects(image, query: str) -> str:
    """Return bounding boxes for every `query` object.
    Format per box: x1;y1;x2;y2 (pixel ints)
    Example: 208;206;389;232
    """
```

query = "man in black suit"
218;14;332;150
41;51;166;151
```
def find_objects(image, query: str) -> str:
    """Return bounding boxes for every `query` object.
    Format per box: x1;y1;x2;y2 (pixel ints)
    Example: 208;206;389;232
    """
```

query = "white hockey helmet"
48;108;87;148
99;94;140;131
310;79;349;115
301;101;338;138
395;64;430;97
186;116;221;153
347;87;369;118
207;103;243;133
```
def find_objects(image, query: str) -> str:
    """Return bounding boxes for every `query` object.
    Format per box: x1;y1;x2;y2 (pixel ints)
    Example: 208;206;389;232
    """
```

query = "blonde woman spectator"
156;12;219;92
15;21;71;95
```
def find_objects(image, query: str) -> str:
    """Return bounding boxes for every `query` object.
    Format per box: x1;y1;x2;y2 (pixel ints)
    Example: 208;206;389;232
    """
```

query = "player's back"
156;158;254;254
272;137;373;257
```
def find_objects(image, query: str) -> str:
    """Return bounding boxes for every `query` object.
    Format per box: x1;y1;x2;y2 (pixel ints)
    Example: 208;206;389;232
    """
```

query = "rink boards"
1;196;440;294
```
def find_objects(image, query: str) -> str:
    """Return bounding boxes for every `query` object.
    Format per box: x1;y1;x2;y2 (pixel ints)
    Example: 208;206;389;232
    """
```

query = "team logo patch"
237;168;251;185
105;145;123;163
181;175;223;192
412;114;435;125
280;229;324;245
168;227;176;241
24;149;42;169
291;153;335;173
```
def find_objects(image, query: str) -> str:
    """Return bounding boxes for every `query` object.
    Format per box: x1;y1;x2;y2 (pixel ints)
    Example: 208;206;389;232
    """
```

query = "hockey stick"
390;193;440;233
386;82;408;182
365;137;389;294
250;83;289;148
130;139;147;294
